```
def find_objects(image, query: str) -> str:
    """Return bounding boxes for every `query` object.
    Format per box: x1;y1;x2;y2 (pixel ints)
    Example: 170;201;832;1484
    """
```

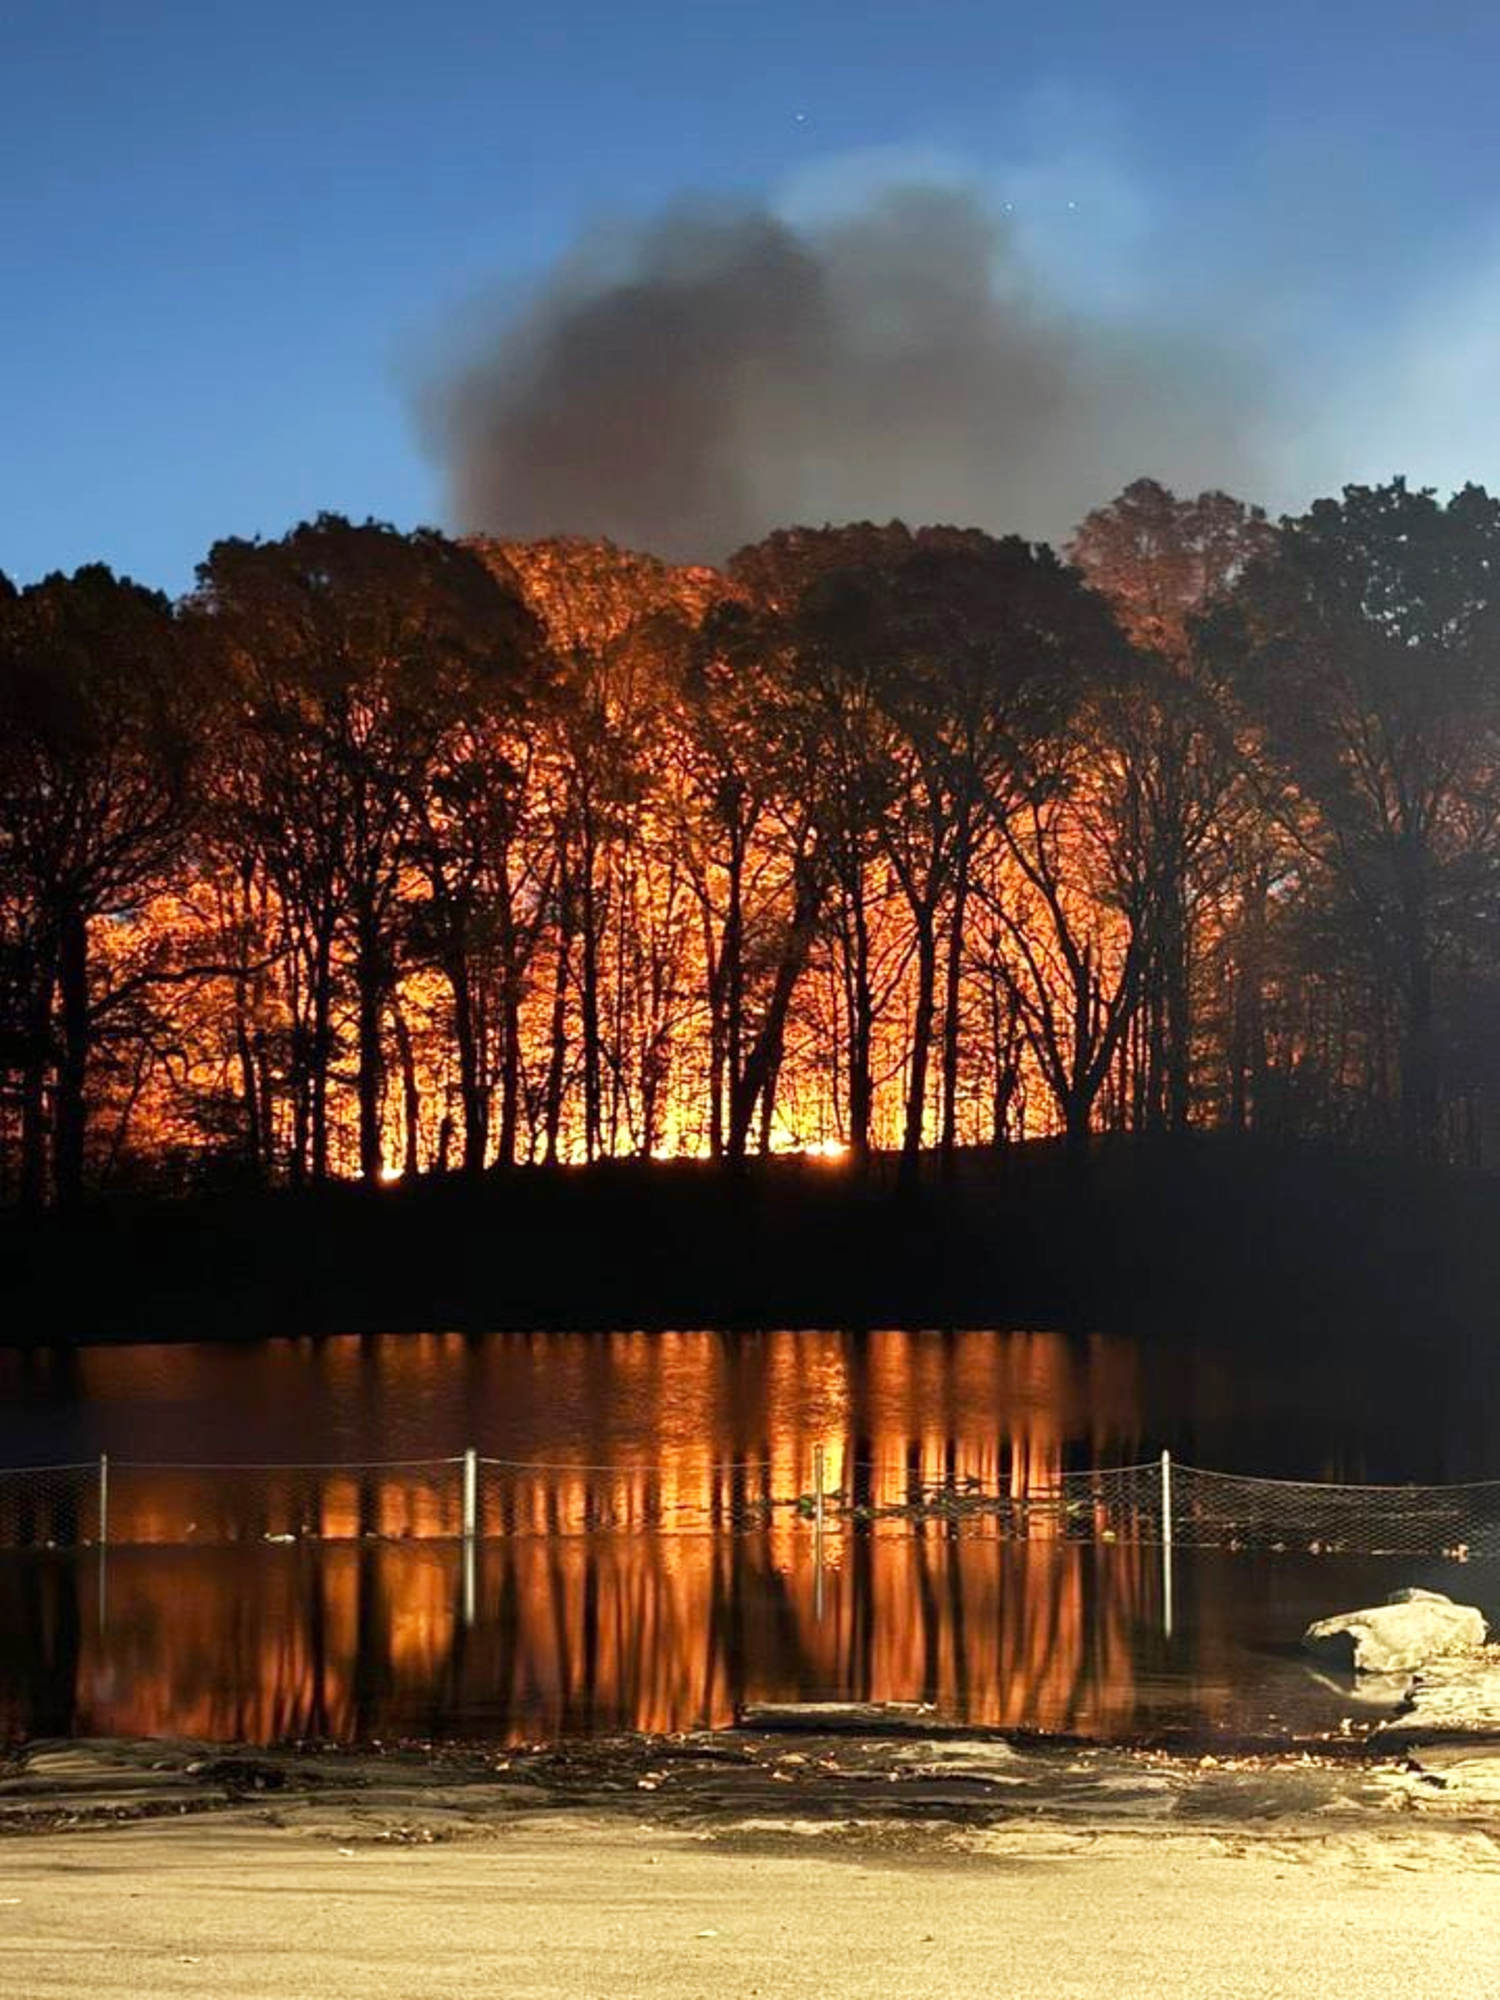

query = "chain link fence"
0;1457;464;1548
1165;1461;1497;1559
1;1450;1497;1555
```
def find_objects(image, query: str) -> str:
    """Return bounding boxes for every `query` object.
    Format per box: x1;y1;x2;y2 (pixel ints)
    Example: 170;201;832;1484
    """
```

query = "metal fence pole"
1160;1449;1174;1640
462;1448;478;1628
98;1453;109;1631
813;1442;826;1622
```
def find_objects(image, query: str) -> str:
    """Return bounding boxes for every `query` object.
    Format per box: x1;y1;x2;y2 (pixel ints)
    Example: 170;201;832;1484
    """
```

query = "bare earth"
6;1812;1500;2000
4;1708;1500;2000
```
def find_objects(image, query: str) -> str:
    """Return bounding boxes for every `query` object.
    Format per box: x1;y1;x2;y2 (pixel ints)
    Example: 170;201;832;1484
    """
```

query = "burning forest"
3;475;1500;1208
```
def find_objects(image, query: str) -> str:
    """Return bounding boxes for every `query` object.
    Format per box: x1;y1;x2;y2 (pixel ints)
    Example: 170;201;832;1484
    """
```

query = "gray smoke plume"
425;184;1267;561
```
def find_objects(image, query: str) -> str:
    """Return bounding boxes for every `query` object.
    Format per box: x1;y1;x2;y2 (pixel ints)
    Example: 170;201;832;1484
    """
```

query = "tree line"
4;475;1500;1206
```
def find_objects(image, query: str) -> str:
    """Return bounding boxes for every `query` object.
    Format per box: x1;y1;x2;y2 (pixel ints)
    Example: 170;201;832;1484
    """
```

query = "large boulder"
1303;1588;1487;1676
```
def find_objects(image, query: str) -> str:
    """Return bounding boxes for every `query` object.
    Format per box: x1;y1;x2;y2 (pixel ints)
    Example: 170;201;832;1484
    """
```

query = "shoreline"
3;1683;1497;1841
5;1136;1500;1348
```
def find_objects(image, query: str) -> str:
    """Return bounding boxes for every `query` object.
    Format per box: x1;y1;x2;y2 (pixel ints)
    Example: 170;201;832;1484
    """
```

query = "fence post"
1160;1449;1174;1640
461;1448;478;1629
97;1453;110;1631
813;1442;826;1622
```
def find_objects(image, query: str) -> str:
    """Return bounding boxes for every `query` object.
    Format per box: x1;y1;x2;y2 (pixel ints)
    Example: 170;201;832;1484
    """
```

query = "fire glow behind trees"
3;479;1500;1206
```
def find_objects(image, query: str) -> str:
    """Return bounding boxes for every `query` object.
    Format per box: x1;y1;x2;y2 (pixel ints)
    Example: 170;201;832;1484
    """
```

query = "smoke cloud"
423;183;1270;562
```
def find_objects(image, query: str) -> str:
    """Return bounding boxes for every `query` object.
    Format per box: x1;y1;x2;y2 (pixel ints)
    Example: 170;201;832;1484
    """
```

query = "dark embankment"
1;1136;1497;1347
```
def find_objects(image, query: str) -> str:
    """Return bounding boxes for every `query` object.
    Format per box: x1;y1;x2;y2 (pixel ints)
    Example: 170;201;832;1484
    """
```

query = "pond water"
1;1328;1496;1749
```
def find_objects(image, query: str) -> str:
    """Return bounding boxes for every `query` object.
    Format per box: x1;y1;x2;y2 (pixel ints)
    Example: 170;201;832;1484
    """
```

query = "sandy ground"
5;1710;1500;2000
5;1809;1500;2000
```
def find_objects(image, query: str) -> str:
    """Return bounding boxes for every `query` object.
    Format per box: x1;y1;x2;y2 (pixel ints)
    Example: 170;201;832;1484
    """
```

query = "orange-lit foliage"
6;481;1500;1199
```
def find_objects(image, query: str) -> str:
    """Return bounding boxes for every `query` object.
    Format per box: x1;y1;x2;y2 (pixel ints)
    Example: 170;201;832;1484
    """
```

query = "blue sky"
4;1;1498;593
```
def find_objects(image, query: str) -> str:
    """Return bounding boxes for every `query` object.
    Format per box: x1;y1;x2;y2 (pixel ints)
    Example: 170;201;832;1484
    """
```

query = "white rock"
1303;1590;1487;1675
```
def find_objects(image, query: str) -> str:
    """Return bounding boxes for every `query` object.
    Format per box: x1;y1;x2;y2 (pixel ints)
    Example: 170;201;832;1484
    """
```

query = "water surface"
1;1328;1494;1748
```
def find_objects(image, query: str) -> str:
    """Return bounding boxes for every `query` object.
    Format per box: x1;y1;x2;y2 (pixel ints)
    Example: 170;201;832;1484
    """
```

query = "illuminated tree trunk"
706;919;726;1161
701;818;746;1162
354;919;385;1185
495;862;522;1170
1141;938;1165;1133
845;883;873;1165
309;926;334;1184
542;874;574;1165
495;973;521;1171
390;998;420;1179
757;1060;781;1156
724;834;745;1157
939;840;970;1171
900;911;937;1182
987;975;1020;1149
728;853;822;1161
233;999;262;1177
578;829;603;1164
446;951;488;1176
226;861;266;1180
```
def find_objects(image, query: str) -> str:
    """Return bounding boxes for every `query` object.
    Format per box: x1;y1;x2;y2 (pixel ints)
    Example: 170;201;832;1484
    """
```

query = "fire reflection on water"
0;1536;1166;1746
0;1328;1190;1745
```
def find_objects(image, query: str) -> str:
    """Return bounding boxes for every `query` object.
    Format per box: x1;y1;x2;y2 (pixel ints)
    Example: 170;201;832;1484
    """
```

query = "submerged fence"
0;1450;1494;1560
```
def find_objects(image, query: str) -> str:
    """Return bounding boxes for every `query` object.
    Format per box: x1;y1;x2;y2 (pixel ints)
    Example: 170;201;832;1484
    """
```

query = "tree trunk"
495;857;520;1168
19;935;55;1211
390;998;421;1179
497;973;520;1170
1402;940;1436;1161
728;852;823;1161
1164;885;1193;1132
355;924;385;1185
309;927;334;1184
707;935;727;1162
846;880;873;1167
723;831;744;1154
446;948;488;1177
543;881;574;1166
900;910;937;1183
53;905;89;1208
1229;876;1267;1133
579;833;602;1164
987;970;1016;1150
1063;1092;1092;1164
939;842;970;1172
233;1000;263;1178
